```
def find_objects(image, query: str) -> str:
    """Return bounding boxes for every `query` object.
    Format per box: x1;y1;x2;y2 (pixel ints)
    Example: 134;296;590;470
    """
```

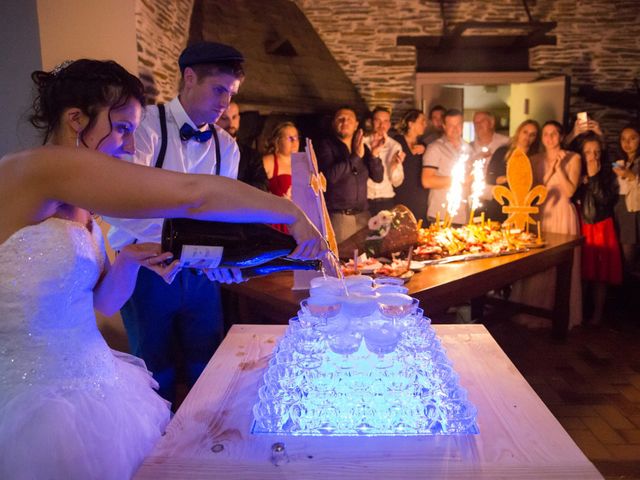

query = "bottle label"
180;245;223;268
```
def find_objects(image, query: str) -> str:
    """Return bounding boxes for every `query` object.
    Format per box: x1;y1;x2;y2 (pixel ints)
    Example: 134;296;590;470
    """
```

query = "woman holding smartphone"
612;125;640;277
573;132;622;324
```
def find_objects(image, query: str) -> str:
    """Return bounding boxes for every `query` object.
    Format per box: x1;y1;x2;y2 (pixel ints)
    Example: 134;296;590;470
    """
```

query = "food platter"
340;222;545;277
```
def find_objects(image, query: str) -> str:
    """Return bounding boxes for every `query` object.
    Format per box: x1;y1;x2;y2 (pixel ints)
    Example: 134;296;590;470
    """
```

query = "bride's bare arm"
1;146;326;259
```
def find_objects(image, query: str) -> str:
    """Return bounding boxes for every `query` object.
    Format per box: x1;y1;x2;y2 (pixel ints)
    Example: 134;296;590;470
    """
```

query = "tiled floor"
479;280;640;480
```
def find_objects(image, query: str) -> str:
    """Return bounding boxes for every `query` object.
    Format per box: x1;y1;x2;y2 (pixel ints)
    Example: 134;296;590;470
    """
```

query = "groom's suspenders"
126;104;222;247
155;103;222;175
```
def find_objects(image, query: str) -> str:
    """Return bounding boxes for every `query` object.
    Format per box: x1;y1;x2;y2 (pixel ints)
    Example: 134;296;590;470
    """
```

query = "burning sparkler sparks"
445;149;469;221
469;146;489;215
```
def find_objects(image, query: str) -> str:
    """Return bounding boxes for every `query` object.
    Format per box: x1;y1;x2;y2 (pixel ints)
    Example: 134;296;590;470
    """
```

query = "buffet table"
135;324;602;479
223;232;582;339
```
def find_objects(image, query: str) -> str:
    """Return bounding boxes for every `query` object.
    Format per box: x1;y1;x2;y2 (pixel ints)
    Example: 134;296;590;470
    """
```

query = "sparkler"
446;150;469;224
468;147;488;225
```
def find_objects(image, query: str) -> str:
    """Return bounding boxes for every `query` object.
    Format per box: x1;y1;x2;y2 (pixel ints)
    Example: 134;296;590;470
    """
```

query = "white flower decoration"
368;216;382;231
378;210;393;226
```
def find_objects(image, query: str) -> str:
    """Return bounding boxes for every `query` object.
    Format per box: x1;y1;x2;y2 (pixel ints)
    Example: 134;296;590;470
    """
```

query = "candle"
435;211;440;228
536;221;543;244
353;249;359;271
481;212;485;228
469;209;475;226
405;246;413;273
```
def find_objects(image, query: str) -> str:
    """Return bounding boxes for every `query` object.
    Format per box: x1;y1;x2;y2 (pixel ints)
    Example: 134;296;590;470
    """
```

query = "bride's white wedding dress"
0;217;170;480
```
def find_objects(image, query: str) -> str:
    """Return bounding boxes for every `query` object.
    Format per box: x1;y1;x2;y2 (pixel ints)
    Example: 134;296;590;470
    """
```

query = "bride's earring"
76;133;80;148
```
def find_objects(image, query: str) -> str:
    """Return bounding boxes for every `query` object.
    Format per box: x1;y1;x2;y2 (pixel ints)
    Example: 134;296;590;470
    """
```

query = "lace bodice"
0;217;116;390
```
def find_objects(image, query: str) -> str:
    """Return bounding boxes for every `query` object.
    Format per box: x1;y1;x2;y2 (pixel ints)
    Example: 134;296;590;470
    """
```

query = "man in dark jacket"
316;106;384;242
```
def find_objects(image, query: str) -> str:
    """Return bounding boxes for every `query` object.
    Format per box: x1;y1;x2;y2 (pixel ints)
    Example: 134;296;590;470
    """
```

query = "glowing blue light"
252;287;479;436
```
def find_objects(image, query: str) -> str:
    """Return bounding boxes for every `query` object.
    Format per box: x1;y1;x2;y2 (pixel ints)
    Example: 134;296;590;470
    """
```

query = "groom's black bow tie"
179;123;213;143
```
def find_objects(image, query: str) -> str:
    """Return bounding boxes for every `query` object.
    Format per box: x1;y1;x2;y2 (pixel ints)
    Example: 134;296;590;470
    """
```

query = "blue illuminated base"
250;421;480;436
252;322;479;436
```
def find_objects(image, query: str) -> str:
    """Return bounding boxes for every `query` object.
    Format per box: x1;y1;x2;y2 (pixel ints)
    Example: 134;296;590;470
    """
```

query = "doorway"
416;72;570;142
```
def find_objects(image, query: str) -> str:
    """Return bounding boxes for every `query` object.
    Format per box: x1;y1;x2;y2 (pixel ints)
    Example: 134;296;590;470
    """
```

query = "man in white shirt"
421;109;470;226
365;107;405;215
471;111;509;158
106;42;244;404
471;111;510;210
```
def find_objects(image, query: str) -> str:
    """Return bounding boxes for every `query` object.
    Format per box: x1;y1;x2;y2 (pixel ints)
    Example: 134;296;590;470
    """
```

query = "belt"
331;209;363;215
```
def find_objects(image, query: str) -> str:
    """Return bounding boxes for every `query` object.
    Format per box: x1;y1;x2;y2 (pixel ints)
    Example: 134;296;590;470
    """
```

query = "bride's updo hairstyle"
29;59;145;146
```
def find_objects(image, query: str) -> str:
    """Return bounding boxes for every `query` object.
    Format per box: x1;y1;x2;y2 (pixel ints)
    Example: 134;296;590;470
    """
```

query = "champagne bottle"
161;218;321;272
241;257;321;278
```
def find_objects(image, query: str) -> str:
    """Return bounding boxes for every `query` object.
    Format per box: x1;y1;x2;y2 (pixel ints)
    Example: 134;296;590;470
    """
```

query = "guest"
420;104;445;146
511;121;583;328
422;108;470;226
393;109;429;224
217;101;268;191
485;119;541;222
612;125;640;277
564;113;604;146
263;121;299;200
317;106;384;243
471;111;509;158
573;132;622;324
0;59;325;480
365;106;405;216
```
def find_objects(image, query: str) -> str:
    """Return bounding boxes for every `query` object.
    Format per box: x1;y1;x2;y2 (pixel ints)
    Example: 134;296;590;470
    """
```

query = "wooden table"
224;232;581;339
136;324;602;479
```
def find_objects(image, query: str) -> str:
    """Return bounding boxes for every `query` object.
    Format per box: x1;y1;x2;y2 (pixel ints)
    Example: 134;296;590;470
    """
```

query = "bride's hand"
119;242;181;284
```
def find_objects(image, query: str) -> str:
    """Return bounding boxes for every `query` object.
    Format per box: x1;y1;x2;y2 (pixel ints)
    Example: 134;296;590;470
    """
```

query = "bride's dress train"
0;218;170;479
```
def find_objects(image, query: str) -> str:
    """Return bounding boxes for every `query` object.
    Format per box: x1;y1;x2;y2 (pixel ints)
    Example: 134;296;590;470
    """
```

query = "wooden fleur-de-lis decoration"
493;147;547;230
309;170;327;197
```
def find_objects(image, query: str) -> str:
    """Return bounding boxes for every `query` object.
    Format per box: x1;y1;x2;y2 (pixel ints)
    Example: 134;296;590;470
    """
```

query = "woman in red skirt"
573;132;622;324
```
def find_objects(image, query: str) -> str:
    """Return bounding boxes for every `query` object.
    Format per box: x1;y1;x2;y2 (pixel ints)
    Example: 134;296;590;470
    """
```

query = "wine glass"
340;294;378;322
377;293;419;329
300;295;342;326
327;328;364;366
364;324;401;369
374;276;404;287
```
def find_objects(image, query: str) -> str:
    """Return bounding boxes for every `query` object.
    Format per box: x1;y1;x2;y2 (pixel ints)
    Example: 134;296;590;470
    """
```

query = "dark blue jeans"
121;267;223;404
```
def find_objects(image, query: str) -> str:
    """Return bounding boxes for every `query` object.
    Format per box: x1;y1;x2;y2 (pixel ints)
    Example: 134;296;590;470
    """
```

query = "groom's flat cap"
178;42;244;72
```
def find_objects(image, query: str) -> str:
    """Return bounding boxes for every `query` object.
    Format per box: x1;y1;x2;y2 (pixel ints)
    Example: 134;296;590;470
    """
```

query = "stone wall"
135;0;194;103
134;0;640;143
293;0;640;142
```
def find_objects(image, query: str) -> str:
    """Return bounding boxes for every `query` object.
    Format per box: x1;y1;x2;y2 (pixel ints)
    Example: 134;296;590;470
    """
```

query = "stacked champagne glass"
252;275;478;435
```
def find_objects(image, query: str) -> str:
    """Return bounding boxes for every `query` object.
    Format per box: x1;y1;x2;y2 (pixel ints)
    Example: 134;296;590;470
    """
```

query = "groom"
106;42;244;404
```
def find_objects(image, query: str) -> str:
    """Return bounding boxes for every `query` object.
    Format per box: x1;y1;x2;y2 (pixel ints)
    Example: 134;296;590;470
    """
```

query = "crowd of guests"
223;102;640;327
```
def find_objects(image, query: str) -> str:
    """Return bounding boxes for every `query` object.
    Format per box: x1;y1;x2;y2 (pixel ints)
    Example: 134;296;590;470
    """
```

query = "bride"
0;60;326;479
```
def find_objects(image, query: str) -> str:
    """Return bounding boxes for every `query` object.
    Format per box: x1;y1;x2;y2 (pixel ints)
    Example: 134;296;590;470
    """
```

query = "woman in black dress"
393;109;429;224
